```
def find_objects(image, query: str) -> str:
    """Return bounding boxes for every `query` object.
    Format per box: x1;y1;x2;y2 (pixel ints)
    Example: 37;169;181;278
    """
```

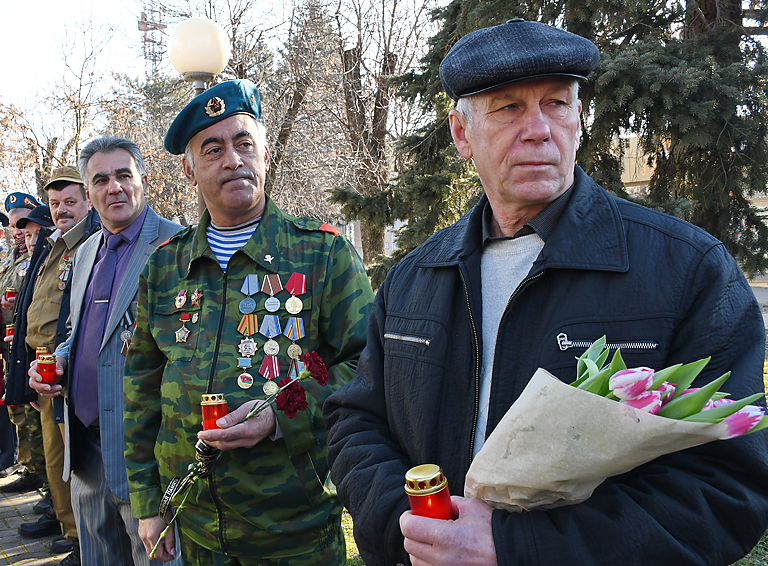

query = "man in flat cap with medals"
325;19;768;566
122;79;374;565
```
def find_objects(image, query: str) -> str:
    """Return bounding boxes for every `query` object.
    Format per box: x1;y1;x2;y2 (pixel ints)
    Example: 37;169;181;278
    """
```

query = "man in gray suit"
28;137;182;566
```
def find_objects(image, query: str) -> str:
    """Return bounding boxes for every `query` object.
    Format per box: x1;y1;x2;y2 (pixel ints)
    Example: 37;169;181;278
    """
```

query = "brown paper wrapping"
464;368;727;512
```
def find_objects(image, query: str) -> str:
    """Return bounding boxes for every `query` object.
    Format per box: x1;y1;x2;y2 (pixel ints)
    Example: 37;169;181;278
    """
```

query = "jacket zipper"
557;332;659;352
467;270;545;460
206;271;228;554
458;269;481;462
383;332;430;347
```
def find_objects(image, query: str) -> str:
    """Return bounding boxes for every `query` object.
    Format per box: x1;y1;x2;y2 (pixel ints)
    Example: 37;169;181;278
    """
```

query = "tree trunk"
360;219;385;265
265;76;311;193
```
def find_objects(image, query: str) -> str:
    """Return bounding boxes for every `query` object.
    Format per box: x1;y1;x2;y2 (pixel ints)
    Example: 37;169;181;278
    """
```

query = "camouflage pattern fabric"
7;405;30;468
0;251;30;364
0;251;34;473
178;516;346;565
24;403;46;483
125;197;373;561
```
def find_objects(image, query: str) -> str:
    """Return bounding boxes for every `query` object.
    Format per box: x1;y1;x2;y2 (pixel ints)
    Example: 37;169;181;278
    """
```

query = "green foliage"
358;0;768;283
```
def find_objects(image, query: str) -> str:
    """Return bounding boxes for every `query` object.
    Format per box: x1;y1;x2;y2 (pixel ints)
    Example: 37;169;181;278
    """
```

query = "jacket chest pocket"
539;319;672;380
152;297;202;362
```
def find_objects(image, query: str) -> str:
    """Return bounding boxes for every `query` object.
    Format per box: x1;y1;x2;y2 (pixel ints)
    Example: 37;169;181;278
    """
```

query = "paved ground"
0;473;63;566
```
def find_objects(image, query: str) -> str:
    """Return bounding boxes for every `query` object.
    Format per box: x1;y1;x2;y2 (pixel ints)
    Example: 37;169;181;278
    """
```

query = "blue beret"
5;192;42;212
165;79;262;155
439;19;600;100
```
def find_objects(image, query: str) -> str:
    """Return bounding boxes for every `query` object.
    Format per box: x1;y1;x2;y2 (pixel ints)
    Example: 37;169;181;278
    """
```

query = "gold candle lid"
201;393;226;405
38;354;55;363
404;464;448;496
5;325;13;330
36;347;48;353
5;288;14;293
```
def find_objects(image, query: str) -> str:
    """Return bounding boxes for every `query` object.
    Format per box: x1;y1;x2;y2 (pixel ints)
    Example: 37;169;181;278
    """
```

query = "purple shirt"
70;206;148;426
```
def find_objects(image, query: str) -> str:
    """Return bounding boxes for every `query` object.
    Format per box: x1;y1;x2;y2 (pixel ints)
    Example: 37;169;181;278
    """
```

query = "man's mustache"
221;171;255;183
57;212;74;220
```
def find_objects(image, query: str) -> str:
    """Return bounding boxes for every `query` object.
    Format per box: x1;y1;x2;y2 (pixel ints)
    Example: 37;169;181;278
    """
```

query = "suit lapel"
101;209;160;351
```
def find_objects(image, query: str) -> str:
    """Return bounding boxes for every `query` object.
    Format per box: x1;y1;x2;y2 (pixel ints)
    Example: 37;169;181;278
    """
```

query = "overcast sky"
0;0;152;110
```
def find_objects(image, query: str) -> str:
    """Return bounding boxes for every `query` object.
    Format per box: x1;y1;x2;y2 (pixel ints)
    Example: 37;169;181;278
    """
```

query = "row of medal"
239;273;305;315
173;273;310;395
237;313;306;394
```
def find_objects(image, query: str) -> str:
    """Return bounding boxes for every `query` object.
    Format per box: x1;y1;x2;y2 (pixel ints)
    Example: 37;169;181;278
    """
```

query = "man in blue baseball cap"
0;191;46;500
325;19;768;566
122;79;373;565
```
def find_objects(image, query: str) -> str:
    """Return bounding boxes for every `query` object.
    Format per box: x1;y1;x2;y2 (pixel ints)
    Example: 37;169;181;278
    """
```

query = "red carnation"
275;377;308;419
300;352;328;386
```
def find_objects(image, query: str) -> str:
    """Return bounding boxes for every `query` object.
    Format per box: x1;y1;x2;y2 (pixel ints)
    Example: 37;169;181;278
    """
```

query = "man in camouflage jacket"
123;79;373;565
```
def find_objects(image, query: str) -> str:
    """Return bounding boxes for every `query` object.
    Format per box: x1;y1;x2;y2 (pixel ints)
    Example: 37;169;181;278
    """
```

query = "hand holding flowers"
464;338;768;512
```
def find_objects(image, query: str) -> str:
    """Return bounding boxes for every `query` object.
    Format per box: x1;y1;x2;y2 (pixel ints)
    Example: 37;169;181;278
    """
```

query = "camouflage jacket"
124;197;374;559
0;250;30;365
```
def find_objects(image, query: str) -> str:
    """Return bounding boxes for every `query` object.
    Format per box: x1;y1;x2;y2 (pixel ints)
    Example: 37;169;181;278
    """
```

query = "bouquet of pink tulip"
573;336;768;438
464;338;768;512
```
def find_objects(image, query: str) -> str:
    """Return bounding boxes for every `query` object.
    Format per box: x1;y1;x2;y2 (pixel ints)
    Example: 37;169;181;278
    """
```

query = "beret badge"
23;198;35;208
205;97;225;118
9;196;16;204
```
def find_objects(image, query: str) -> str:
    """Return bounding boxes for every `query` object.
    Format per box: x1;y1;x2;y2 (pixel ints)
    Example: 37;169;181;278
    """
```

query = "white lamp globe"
169;17;230;79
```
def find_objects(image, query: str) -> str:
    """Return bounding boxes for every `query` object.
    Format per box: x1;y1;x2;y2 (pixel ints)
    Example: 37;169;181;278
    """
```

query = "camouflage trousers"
25;404;46;483
178;528;346;566
7;404;46;483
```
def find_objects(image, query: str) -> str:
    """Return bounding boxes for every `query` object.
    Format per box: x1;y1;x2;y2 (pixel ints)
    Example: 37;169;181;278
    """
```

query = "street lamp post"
168;17;231;216
169;17;231;96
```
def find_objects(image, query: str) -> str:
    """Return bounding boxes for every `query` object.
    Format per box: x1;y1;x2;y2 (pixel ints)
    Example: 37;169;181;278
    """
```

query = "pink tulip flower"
720;405;765;440
708;398;733;409
621;390;662;414
657;381;675;405
610;367;655;400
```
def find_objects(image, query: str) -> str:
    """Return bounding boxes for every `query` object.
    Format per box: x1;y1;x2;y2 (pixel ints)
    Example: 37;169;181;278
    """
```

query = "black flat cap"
17;206;54;229
440;19;600;100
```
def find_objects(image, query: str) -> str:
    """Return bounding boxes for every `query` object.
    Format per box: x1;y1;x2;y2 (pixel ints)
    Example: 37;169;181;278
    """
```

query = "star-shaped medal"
238;338;258;357
175;325;191;343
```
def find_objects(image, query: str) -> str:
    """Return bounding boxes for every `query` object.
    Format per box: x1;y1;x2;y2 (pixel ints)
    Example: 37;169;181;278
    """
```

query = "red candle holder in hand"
5;325;14;338
405;464;457;520
201;394;228;430
4;288;15;302
38;354;56;384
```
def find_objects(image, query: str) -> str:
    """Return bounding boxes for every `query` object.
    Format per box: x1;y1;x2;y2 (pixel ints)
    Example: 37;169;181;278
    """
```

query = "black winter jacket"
6;209;100;407
325;166;768;566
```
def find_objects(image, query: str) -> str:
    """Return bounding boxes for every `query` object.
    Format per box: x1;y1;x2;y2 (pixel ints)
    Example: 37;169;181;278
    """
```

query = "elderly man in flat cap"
324;19;768;566
122;79;373;565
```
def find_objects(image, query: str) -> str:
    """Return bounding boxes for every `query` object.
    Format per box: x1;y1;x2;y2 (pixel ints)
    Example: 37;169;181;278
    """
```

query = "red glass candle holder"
38;354;56;384
36;347;48;360
405;464;457;520
201;394;228;430
4;288;15;302
5;325;14;338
